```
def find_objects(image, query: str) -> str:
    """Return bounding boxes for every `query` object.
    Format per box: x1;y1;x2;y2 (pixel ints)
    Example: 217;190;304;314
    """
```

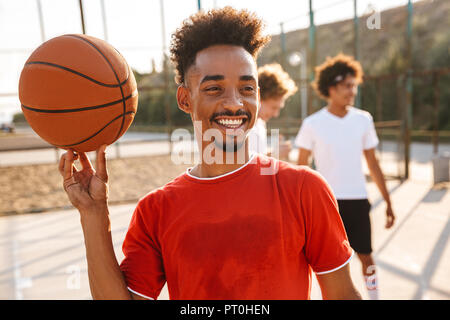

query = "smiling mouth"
210;109;251;130
213;116;248;129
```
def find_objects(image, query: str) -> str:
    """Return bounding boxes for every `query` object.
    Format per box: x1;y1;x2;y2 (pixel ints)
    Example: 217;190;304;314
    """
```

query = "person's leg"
357;199;378;299
357;253;379;300
338;199;378;299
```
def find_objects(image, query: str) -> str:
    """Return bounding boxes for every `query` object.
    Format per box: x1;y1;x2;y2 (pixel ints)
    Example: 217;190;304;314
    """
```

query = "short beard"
214;137;245;153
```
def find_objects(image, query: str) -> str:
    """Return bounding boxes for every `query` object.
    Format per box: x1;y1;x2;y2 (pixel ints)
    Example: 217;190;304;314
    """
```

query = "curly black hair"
312;53;364;99
170;6;270;85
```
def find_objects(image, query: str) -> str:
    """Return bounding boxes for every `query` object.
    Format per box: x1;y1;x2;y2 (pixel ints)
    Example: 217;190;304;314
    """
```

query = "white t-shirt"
294;107;379;199
248;118;268;155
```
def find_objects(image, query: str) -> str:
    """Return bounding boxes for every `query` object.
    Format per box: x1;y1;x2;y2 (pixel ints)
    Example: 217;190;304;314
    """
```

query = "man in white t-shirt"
248;63;297;159
295;54;395;300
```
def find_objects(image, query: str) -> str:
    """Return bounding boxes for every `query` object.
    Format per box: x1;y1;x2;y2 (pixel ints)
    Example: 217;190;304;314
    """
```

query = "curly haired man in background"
295;53;395;300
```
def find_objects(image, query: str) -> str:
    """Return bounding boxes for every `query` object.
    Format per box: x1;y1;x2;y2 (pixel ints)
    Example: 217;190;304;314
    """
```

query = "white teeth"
217;119;243;127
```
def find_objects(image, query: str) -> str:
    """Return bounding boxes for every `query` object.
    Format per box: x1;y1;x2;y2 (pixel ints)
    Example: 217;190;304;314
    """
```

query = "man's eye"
243;86;255;92
205;86;220;92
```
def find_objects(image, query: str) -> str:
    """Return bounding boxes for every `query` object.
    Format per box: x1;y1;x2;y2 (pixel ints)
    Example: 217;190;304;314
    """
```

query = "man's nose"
222;90;244;113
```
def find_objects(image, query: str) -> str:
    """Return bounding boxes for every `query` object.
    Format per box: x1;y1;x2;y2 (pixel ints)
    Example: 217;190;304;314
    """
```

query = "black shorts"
337;199;372;254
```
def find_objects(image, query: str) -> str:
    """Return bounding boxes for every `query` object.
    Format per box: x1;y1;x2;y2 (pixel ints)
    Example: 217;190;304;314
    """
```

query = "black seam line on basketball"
64;34;127;142
20;92;135;114
53;111;135;148
25;61;129;88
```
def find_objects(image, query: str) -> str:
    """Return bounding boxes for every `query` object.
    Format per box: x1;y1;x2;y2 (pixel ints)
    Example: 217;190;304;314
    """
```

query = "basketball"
18;34;138;152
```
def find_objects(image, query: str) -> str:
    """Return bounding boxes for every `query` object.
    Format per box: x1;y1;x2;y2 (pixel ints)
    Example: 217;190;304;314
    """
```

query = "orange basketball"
18;34;138;152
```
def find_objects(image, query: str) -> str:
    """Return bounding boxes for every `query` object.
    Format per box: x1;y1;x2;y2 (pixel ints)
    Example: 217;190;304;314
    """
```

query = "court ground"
0;157;448;300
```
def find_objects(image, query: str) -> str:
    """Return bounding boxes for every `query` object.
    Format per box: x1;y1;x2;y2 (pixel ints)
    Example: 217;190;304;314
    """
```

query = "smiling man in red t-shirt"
58;7;361;300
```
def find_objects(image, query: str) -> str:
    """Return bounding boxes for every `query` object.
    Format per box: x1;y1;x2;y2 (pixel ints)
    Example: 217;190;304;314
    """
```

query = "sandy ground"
1;128;449;216
0;155;191;215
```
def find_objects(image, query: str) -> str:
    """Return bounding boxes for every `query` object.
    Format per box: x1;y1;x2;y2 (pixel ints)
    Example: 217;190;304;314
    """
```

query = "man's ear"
327;85;336;98
177;85;191;114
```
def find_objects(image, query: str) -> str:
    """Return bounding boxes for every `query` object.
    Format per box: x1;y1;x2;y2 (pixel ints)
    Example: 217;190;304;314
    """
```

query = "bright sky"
0;0;418;121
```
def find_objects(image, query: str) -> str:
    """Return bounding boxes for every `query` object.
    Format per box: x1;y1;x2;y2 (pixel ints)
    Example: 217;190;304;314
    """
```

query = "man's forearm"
322;287;362;300
80;206;131;300
317;265;362;300
368;162;391;206
297;149;311;166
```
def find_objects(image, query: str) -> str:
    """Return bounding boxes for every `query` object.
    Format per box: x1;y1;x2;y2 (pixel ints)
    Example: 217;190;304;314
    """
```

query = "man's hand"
364;148;396;230
58;144;134;300
385;203;395;229
58;144;108;213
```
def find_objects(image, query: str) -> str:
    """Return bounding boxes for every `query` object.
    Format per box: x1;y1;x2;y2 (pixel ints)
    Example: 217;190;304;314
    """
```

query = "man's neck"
326;101;351;118
258;113;269;122
190;144;251;178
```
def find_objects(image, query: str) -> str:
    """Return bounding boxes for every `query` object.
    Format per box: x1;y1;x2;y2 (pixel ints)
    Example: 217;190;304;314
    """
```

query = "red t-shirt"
119;154;353;300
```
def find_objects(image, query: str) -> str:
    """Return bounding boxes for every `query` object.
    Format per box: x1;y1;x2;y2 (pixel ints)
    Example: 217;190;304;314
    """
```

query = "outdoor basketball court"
0;0;448;302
